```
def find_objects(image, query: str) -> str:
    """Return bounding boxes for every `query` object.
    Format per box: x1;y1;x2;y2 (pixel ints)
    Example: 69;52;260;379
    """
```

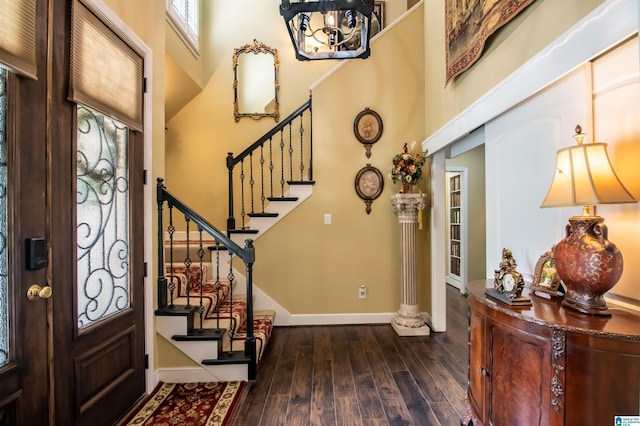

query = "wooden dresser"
464;279;640;426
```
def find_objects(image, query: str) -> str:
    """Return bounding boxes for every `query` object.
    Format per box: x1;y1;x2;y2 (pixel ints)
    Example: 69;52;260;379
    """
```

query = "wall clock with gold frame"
355;164;384;214
354;108;383;158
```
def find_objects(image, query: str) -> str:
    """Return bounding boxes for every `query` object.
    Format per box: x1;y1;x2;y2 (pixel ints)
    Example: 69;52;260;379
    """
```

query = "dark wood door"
49;111;146;425
0;0;51;423
49;2;146;424
0;66;50;426
1;1;146;424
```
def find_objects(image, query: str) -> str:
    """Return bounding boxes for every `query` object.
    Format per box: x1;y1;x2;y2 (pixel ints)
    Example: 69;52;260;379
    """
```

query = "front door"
50;104;146;425
0;1;147;424
0;0;52;422
0;61;50;425
49;0;146;424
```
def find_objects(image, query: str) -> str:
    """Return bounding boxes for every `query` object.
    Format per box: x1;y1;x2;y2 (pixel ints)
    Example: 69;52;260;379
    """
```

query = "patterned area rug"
126;381;246;426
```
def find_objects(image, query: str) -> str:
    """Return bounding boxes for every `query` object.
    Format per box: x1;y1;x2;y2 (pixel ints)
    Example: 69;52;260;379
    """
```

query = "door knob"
26;284;53;301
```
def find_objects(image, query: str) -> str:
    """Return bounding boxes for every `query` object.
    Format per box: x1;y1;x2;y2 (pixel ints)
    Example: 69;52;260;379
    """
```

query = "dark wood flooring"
231;285;470;426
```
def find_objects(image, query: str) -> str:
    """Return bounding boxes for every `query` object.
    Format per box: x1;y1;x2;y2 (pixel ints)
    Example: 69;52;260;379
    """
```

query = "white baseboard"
421;312;434;330
158;365;248;383
158;367;218;383
287;312;397;326
146;370;160;394
255;284;434;327
275;307;434;329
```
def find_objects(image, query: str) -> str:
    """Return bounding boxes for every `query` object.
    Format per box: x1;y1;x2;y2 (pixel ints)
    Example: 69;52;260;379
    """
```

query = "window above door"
166;0;200;56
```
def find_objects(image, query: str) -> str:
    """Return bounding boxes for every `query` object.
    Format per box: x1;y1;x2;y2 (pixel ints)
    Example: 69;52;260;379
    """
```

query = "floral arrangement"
390;141;427;187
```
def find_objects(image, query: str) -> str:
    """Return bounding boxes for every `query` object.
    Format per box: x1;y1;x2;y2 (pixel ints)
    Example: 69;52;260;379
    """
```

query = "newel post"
226;152;236;231
156;178;167;309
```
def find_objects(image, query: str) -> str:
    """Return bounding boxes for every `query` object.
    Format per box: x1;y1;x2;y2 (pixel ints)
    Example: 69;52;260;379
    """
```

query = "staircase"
155;98;313;382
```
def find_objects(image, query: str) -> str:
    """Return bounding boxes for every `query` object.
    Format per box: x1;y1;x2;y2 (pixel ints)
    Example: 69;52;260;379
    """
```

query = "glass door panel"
76;105;131;329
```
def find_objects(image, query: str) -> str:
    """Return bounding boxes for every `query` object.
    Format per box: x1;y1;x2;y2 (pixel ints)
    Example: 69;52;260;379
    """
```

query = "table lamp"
540;125;637;315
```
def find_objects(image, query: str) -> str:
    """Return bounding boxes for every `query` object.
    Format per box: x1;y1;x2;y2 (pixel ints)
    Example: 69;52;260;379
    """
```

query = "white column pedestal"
391;193;430;336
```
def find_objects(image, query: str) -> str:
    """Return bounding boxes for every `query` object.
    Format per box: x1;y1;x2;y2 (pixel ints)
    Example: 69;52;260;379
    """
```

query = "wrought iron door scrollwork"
76;106;131;328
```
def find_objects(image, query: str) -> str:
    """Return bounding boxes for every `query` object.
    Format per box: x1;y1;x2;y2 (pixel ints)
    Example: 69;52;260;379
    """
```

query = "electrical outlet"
359;285;367;299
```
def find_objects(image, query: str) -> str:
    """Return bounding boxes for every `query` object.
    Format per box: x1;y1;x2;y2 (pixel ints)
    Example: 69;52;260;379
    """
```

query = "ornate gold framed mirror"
233;39;280;122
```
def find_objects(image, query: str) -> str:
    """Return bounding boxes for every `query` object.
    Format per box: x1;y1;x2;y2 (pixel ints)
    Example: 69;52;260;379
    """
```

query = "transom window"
166;0;200;56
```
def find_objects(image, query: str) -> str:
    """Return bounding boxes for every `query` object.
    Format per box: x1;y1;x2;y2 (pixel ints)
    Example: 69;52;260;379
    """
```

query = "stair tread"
247;212;279;218
287;180;315;185
155;292;276;377
267;196;298;202
159;239;278;378
172;328;225;341
155;305;197;316
227;229;259;234
202;351;251;365
207;245;229;251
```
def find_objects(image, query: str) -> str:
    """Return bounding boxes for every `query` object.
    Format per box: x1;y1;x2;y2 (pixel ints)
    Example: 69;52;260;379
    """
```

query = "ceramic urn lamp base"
554;215;623;316
539;126;637;316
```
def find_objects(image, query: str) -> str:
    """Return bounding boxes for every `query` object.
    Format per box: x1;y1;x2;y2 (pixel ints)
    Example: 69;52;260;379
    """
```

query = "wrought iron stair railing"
227;96;313;231
155;178;258;379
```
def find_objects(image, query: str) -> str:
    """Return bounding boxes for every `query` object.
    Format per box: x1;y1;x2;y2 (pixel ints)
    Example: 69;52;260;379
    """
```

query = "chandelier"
279;0;375;60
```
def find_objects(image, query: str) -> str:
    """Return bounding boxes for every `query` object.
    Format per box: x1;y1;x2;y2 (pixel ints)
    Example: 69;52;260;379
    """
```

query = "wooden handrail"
228;97;311;166
227;95;313;230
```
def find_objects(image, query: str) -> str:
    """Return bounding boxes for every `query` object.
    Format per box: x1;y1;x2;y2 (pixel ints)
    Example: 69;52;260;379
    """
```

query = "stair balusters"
227;96;312;232
155;178;257;375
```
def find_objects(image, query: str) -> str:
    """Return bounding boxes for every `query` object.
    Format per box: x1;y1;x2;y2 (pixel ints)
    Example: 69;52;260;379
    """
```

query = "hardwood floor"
232;285;470;426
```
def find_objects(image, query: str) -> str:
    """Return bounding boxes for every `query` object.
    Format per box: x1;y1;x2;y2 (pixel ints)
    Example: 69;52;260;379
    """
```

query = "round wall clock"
354;108;383;158
355;164;384;214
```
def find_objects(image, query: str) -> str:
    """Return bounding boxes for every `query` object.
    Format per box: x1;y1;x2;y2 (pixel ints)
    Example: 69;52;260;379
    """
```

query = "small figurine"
486;248;531;306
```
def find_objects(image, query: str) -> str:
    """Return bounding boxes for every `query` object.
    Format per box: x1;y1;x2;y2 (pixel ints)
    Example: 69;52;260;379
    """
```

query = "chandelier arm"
309;28;331;47
306;24;359;48
333;27;357;46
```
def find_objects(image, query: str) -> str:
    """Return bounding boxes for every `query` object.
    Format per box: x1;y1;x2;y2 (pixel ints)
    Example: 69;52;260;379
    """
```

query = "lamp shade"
541;142;636;208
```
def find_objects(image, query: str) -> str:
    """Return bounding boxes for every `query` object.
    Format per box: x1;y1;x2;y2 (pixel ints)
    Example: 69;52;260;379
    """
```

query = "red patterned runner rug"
126;381;246;426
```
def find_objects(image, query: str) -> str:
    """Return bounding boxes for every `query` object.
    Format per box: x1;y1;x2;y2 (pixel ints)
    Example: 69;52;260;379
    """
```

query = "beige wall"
253;6;427;315
164;1;412;216
165;3;426;317
166;2;210;90
423;0;605;136
165;1;235;119
165;0;333;218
